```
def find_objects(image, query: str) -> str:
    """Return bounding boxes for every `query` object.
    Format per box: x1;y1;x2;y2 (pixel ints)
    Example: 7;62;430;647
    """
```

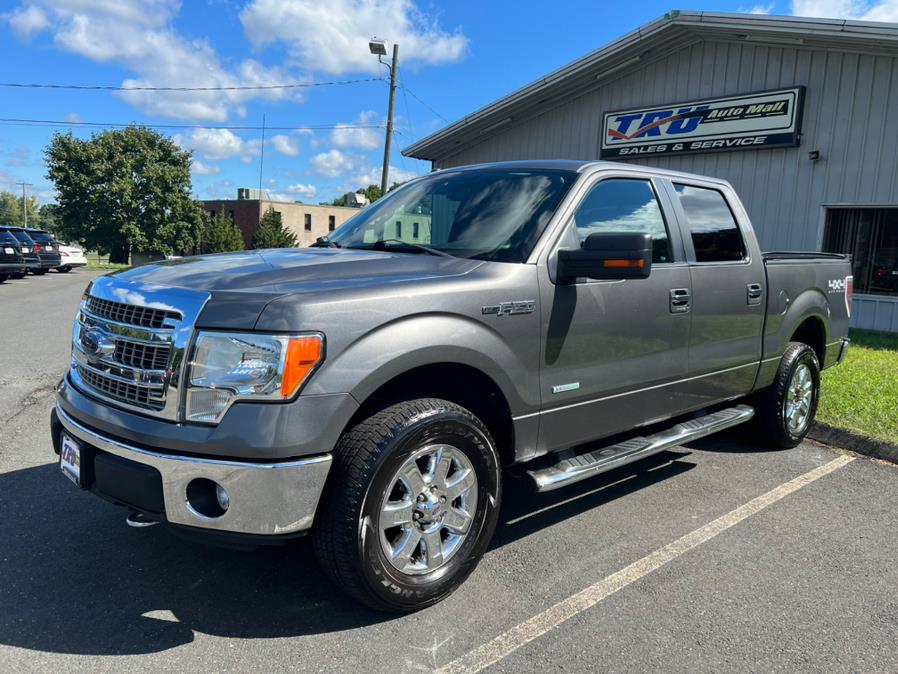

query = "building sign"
601;87;804;159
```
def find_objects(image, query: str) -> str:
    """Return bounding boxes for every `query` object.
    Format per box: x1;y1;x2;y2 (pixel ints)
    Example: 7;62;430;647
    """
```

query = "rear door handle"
670;288;691;313
747;283;764;305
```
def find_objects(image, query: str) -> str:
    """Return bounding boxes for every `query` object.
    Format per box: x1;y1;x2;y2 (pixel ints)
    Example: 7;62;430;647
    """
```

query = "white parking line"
437;454;855;674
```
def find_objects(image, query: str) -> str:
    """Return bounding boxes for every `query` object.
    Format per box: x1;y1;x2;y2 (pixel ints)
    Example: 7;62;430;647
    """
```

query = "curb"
808;422;898;465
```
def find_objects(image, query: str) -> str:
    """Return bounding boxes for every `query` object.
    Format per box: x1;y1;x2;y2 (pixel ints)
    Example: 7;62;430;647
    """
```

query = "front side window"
572;178;672;263
674;184;746;263
327;168;576;262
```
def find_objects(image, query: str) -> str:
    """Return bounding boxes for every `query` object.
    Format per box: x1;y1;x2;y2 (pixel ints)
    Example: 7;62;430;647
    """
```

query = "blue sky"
1;0;895;205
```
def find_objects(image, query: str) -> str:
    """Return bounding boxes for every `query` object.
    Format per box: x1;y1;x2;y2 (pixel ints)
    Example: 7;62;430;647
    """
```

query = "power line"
0;117;389;132
0;77;384;92
399;82;450;123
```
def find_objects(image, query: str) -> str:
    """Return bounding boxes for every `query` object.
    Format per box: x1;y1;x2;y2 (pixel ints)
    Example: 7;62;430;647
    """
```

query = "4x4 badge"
482;300;535;316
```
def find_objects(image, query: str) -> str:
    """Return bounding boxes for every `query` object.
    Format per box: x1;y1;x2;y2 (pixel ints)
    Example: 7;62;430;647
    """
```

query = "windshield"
27;230;53;243
9;230;34;245
327;168;576;262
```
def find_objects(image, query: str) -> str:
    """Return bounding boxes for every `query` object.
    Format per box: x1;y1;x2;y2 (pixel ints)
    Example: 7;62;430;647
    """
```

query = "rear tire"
750;342;820;448
58;266;72;273
32;269;47;276
0;274;7;284
312;398;501;612
10;272;24;279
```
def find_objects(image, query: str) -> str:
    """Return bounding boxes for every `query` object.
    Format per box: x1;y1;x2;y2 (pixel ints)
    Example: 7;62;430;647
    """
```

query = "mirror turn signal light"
603;259;645;269
281;335;324;398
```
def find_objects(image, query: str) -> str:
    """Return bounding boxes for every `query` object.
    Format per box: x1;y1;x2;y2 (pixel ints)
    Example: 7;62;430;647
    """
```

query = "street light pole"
380;43;399;196
16;182;32;227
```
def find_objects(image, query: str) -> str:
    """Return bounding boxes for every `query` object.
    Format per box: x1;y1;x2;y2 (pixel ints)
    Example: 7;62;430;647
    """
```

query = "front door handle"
747;283;764;305
670;288;691;314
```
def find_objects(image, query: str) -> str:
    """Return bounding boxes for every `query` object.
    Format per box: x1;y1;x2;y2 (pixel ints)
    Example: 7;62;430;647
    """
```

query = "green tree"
0;191;40;228
252;207;297;249
202;206;246;253
38;203;61;234
45;125;203;262
330;181;406;206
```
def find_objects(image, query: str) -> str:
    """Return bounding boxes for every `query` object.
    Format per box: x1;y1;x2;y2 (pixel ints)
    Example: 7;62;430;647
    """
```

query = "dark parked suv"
23;228;62;274
0;227;40;277
0;228;26;283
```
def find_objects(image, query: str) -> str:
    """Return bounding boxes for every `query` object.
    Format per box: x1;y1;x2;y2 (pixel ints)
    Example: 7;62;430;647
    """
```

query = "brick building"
201;189;363;248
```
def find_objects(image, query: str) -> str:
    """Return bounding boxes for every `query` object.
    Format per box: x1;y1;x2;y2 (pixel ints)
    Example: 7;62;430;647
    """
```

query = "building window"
304;213;312;231
824;208;898;296
574;178;672;263
413;222;420;239
209;210;216;218
328;215;336;231
673;183;745;263
395;221;402;238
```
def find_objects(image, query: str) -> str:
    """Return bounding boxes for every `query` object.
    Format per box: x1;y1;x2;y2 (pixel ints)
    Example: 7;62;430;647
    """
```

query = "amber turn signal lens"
281;335;323;398
603;259;645;268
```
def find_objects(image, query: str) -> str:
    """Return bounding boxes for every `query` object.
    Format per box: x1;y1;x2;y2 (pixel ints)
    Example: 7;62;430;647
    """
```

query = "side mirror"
557;232;652;283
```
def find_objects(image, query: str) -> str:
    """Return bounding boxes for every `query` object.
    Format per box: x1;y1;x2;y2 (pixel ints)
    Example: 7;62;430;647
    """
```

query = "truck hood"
108;248;486;329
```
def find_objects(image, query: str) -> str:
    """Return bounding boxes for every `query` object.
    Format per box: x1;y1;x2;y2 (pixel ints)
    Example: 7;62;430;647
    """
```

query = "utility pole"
16;182;32;227
380;43;399;196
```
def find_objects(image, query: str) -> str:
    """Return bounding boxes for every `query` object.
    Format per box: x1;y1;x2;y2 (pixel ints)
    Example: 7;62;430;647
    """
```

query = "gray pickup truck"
51;160;852;611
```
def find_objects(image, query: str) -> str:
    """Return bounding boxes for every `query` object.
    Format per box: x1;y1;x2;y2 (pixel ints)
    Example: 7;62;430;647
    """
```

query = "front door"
536;175;693;452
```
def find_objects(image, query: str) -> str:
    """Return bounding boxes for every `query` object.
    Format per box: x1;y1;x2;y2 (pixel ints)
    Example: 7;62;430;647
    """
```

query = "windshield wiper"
311;236;341;248
371;239;453;257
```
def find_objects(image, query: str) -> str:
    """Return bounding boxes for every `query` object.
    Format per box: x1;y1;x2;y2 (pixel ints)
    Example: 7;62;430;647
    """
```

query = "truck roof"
429;159;731;186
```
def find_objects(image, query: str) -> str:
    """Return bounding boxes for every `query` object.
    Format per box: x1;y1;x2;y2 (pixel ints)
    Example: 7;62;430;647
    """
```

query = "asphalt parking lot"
1;269;897;673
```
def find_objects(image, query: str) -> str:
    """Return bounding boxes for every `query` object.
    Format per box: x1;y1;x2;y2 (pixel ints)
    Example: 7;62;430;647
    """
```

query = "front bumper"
53;402;332;536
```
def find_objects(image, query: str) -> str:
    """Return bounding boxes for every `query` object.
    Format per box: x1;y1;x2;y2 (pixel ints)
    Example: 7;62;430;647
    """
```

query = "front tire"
313;398;501;612
750;342;820;448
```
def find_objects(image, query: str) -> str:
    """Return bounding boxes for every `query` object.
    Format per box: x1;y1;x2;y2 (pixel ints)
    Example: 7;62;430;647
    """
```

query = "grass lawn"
85;262;130;270
818;329;898;445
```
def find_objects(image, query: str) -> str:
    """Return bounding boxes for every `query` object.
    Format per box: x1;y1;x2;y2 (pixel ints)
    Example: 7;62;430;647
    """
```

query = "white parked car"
57;245;87;273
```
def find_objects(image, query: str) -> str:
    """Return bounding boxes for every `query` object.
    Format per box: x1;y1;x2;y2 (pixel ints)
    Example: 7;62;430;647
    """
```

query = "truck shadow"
0;451;694;656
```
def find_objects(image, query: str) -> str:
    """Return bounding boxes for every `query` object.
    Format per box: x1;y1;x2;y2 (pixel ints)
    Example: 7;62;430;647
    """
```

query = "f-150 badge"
482;300;535;316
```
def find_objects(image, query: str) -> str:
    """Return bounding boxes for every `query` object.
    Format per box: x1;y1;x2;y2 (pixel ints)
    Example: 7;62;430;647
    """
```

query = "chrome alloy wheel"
785;363;814;433
378;444;478;575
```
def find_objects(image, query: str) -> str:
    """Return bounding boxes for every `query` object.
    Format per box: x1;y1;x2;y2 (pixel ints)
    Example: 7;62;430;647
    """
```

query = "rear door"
660;180;765;401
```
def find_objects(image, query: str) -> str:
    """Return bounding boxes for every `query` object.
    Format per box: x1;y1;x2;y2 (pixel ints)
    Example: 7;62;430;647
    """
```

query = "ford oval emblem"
80;329;115;357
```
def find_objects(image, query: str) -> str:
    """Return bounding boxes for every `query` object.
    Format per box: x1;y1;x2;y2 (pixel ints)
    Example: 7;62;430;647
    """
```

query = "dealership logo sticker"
601;87;804;158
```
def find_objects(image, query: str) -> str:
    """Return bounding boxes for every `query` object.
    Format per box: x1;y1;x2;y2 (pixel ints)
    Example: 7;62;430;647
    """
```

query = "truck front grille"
86;295;181;329
77;367;164;410
113;340;171;371
71;279;209;421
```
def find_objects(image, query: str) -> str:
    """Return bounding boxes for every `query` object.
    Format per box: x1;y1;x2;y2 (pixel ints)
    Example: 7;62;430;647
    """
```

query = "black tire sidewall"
775;346;821;445
357;410;500;610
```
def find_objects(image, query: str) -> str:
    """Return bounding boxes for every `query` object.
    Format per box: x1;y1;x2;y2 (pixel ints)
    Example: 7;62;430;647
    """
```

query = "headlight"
185;332;324;423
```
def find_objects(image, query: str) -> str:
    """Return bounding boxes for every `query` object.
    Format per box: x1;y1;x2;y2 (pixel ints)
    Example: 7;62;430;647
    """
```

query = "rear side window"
674;184;746;262
573;178;673;263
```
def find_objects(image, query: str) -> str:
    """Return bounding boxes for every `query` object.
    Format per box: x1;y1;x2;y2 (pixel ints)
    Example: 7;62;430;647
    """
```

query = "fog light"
215;484;230;512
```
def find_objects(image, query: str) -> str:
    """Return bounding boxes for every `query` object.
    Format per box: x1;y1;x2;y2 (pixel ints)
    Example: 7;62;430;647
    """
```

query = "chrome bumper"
55;403;332;536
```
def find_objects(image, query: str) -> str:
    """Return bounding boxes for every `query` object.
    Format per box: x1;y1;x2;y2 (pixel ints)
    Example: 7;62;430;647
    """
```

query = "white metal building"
403;11;898;332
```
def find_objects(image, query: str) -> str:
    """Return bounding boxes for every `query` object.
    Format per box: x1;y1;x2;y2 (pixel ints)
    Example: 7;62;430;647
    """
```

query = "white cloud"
331;110;383;150
352;165;421;187
175;128;245;161
739;3;775;13
791;0;898;21
6;4;49;38
311;149;356;177
285;183;317;198
271;134;300;156
240;0;468;74
191;159;221;176
6;1;300;121
63;112;83;124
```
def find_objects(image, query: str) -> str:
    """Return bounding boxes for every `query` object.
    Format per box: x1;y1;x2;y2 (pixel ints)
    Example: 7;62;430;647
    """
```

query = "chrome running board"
527;405;755;492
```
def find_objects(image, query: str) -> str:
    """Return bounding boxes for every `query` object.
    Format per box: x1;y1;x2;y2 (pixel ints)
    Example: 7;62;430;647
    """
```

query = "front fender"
304;312;539;416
